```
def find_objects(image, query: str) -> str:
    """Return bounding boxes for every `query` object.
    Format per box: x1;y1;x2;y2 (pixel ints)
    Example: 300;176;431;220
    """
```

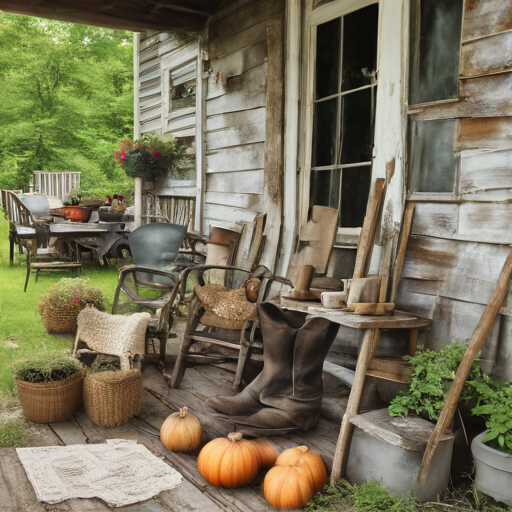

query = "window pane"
340;167;371;228
409;0;463;105
310;169;341;210
339;88;374;164
171;79;196;111
408;119;457;193
312;98;338;167
341;4;379;92
316;18;341;100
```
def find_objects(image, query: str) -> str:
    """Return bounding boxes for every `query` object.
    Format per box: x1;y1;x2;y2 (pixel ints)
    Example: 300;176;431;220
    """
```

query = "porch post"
277;0;301;277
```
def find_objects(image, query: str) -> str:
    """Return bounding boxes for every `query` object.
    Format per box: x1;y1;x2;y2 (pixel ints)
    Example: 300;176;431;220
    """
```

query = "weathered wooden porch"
0;348;349;512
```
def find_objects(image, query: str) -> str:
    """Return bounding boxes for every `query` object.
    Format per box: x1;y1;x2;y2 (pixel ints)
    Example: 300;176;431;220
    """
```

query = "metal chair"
112;222;199;362
170;265;292;390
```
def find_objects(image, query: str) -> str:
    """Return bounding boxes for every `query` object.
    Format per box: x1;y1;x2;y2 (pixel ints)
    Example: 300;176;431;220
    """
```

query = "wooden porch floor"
0;357;349;512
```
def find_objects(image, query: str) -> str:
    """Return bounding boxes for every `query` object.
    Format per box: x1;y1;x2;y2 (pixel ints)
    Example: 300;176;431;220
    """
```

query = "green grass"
0;418;27;447
0;215;119;396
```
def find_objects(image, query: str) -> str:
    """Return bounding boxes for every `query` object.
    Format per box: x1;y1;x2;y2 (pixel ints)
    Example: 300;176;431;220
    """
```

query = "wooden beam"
0;0;207;31
144;0;219;17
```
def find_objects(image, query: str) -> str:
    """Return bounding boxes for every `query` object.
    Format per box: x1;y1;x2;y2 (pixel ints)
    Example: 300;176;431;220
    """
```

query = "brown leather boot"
207;303;339;435
206;303;306;416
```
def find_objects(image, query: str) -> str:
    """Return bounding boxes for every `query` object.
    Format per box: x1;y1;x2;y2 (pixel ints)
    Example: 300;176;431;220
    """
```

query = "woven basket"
16;371;84;423
40;306;80;334
84;370;143;427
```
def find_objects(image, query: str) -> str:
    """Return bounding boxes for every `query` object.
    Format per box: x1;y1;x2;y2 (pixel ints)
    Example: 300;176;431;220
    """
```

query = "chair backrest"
128;222;187;269
20;194;52;218
1;190;34;227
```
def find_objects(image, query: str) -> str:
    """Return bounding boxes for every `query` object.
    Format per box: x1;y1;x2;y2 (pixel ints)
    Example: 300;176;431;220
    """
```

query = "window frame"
300;0;380;236
404;0;466;202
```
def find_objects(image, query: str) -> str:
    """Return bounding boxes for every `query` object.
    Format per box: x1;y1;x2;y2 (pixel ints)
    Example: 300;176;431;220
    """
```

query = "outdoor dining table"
275;298;432;482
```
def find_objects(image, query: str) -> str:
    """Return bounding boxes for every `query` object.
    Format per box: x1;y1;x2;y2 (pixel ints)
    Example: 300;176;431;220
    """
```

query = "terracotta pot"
63;206;92;222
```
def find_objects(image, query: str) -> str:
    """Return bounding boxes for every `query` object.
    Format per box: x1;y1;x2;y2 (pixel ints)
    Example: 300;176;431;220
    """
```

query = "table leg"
330;328;381;484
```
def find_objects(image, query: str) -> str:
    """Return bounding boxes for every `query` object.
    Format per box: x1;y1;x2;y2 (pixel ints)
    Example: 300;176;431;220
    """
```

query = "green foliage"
388;341;486;421
38;277;105;315
304;480;419;512
12;355;82;383
469;379;512;454
0;418;26;447
116;134;192;181
0;13;133;193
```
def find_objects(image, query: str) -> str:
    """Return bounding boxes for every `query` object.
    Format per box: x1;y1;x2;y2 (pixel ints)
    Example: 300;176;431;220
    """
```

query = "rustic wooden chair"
24;223;82;292
111;222;200;363
170;265;293;390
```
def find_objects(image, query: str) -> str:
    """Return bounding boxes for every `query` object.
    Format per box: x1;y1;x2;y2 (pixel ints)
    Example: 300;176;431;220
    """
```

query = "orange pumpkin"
160;406;204;452
250;438;278;468
264;465;315;509
198;432;260;488
275;446;327;492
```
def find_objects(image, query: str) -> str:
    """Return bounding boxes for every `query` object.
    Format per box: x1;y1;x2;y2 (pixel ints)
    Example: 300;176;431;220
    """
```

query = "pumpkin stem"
228;432;243;442
178;406;188;418
297;446;309;453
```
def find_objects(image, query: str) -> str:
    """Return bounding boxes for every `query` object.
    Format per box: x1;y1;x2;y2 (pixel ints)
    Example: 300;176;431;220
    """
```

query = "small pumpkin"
275;446;327;492
244;278;261;303
198;432;260;488
250;438;278;468
264;465;315;509
160;406;204;452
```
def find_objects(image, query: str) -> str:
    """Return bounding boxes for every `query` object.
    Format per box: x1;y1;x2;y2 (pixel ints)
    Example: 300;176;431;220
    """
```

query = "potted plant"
62;187;93;222
468;379;512;506
13;355;84;423
38;277;105;334
115;134;191;182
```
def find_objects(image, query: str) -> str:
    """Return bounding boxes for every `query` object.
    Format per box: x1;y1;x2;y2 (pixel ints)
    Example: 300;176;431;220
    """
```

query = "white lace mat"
16;439;182;507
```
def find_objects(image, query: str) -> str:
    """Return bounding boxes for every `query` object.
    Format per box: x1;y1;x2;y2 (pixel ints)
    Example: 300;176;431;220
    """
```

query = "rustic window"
408;0;464;105
309;3;378;228
408;119;457;193
169;61;196;113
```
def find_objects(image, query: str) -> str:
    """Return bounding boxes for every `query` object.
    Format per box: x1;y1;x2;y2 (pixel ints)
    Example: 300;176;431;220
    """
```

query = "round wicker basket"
84;370;143;427
16;371;84;423
40;307;79;334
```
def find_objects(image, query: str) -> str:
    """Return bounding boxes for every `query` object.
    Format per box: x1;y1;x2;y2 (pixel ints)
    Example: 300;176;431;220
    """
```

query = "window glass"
408;119;457;193
409;0;463;105
341;4;379;92
310;3;378;228
341;166;372;227
339;87;374;164
316;18;341;100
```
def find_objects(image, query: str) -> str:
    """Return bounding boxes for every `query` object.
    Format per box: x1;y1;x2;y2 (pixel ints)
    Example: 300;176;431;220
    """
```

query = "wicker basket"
16;372;84;423
84;370;143;427
40;307;79;334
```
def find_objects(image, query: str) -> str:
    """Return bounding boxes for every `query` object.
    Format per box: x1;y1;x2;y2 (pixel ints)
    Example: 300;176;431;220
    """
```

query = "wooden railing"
33;171;80;201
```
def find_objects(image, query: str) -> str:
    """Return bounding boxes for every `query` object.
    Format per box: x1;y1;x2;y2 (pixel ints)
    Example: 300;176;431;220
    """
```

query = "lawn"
0;216;119;396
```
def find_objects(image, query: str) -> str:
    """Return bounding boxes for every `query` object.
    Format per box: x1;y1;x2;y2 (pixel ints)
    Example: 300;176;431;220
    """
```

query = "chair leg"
234;340;251;391
24;251;31;292
35;269;40;282
171;334;193;389
159;332;167;363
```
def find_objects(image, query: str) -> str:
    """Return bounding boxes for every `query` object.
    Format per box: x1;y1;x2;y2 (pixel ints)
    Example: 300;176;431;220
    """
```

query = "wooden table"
276;298;432;483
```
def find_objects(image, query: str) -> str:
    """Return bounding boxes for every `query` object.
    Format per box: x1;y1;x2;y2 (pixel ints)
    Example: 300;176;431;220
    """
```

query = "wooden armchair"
170;265;292;390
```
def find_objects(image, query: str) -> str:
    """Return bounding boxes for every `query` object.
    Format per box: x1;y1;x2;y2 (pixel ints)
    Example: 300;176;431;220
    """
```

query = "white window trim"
299;0;380;232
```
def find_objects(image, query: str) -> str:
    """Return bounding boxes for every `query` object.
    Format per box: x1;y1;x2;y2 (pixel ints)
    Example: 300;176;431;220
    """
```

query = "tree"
0;13;134;198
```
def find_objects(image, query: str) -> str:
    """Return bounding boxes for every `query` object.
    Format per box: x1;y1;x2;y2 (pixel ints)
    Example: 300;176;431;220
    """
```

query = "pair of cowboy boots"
206;302;340;436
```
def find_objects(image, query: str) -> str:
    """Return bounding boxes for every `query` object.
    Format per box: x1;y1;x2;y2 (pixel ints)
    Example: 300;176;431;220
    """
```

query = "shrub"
12;355;82;383
38;277;104;317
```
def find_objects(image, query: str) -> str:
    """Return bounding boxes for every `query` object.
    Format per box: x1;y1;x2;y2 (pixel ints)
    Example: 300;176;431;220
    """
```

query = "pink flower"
120;153;126;161
153;152;161;158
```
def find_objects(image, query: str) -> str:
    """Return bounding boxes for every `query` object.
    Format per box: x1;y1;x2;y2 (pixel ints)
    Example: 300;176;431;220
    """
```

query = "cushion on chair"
76;307;150;367
195;283;256;330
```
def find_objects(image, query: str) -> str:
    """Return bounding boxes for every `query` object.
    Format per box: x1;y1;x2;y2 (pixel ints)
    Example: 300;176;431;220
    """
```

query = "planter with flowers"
115;134;191;182
38;277;105;334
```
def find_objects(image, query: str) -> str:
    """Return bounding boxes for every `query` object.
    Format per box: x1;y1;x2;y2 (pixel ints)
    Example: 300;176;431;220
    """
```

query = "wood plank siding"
137;0;285;268
397;0;512;379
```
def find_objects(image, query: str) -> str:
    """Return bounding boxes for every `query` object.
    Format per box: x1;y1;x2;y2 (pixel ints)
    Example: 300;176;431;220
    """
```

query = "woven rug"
16;439;182;507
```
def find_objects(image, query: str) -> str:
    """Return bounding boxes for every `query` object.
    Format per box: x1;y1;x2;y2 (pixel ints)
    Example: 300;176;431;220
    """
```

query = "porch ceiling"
0;0;223;32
